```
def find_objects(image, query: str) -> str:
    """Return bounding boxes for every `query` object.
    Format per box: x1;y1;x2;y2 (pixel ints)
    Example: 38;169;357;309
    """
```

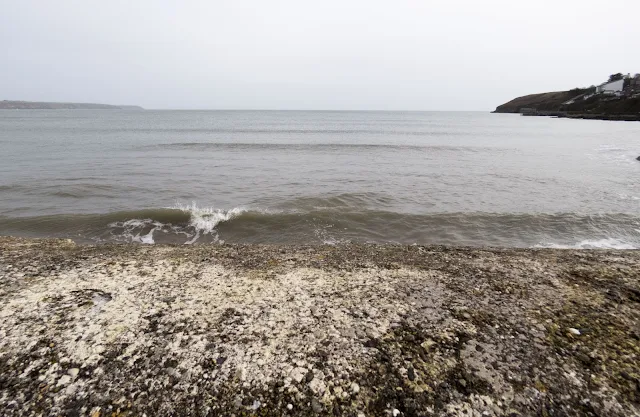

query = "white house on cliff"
595;79;624;95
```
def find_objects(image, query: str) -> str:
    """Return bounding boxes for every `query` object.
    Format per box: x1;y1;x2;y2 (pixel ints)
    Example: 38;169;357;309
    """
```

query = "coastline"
495;110;640;122
0;101;143;110
492;86;640;122
1;237;639;416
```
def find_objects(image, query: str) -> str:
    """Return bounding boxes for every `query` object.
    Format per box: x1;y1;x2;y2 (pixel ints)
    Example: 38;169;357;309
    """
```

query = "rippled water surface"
1;110;639;247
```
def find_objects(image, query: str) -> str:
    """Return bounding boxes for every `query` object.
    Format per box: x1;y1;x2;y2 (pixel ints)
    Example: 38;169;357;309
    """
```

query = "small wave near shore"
0;202;638;248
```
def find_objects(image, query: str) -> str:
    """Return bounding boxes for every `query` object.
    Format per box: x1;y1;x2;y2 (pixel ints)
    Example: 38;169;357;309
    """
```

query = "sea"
1;110;639;248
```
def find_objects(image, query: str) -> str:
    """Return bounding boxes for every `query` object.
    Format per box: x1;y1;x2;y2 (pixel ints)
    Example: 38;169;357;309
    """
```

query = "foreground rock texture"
1;237;639;416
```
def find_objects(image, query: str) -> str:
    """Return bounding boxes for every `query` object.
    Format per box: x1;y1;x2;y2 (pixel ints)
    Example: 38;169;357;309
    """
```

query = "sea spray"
173;202;246;244
533;238;637;250
107;219;167;244
105;204;247;244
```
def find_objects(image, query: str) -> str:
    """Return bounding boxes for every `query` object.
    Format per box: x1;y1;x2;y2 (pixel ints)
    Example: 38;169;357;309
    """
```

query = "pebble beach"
1;237;639;416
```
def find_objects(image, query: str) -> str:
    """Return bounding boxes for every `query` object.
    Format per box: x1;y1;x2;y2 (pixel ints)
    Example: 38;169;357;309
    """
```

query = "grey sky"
2;0;639;110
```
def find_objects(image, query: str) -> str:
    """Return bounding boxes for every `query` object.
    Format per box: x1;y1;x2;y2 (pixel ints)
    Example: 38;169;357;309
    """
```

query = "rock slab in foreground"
1;237;639;416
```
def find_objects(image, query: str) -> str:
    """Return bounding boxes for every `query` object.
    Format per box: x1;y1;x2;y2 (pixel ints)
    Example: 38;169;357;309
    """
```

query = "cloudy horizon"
2;0;639;110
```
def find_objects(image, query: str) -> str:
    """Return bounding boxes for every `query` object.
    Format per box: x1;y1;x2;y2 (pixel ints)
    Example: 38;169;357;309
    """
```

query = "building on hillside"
631;74;640;93
595;79;624;95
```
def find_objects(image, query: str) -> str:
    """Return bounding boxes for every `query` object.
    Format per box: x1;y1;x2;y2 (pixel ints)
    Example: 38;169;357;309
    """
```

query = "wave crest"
1;208;639;248
173;203;246;244
103;204;246;244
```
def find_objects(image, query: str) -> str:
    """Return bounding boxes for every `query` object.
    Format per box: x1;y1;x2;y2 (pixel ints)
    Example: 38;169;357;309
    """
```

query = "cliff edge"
494;74;640;118
494;91;640;116
493;91;583;114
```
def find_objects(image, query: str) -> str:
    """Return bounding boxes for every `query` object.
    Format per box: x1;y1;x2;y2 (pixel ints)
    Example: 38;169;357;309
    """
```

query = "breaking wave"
533;238;637;250
107;203;247;244
0;205;638;248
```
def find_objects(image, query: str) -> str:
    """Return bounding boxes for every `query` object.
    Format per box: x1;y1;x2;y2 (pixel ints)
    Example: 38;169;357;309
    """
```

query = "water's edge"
1;205;639;248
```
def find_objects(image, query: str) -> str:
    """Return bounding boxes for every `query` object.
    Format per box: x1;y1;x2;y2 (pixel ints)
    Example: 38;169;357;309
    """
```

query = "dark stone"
407;367;416;381
305;370;314;383
620;371;637;381
577;352;593;366
364;338;380;348
636;156;640;161
164;358;178;368
216;356;227;365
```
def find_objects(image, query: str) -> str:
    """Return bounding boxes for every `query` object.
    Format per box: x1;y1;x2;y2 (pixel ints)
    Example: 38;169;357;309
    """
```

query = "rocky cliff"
493;91;583;113
494;89;640;116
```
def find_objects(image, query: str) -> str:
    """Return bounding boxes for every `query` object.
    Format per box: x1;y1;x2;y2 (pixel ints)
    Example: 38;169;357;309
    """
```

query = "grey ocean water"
1;110;639;247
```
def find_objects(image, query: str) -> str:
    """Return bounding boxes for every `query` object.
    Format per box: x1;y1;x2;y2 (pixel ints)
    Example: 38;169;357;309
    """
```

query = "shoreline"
493;110;640;122
1;236;639;416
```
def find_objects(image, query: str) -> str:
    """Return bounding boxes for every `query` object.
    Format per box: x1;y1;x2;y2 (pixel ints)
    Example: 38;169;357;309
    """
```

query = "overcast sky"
2;0;639;110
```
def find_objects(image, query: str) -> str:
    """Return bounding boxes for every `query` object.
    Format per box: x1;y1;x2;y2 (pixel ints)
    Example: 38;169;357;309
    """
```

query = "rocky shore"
520;111;640;122
1;237;639;416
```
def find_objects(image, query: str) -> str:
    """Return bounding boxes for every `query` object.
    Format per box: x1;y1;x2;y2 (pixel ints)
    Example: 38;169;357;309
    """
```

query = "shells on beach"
1;237;639;416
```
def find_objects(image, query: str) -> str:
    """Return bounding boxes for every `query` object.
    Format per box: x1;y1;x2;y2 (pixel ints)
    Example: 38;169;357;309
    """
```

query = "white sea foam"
312;224;350;245
534;238;637;249
107;219;166;244
173;202;246;244
107;203;246;244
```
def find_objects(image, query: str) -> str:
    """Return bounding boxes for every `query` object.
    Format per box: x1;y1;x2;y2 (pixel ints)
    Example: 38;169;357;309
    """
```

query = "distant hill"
494;83;640;117
0;100;143;110
493;90;587;113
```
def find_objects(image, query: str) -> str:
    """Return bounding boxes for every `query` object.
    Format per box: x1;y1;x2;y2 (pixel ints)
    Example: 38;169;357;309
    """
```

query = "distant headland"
0;100;143;110
493;73;640;121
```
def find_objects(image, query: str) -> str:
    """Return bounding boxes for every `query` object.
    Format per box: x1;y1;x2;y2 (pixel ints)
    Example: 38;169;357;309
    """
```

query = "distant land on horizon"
493;73;640;121
0;100;143;110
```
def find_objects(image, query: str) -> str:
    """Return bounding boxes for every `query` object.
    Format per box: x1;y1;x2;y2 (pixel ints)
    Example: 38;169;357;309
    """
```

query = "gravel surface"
1;237;639;416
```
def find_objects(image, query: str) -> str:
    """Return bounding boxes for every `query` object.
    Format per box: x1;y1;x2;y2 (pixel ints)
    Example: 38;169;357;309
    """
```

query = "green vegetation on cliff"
494;73;640;117
493;89;591;113
494;91;640;116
